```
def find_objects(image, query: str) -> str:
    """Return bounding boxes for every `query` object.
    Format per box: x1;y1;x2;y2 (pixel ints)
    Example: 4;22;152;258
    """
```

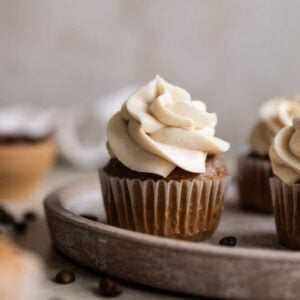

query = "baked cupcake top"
107;76;230;177
250;98;300;156
269;116;300;185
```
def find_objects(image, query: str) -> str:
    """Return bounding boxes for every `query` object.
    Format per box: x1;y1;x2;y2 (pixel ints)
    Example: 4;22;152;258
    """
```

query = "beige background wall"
1;0;300;152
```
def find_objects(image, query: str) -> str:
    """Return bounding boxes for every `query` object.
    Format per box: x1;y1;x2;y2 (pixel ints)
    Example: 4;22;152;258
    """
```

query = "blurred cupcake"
0;238;41;300
237;98;300;213
270;116;300;249
100;76;230;241
0;105;57;200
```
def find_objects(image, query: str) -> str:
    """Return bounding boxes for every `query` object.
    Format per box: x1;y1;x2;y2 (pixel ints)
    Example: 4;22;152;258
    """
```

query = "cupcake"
0;105;57;200
269;116;300;249
0;238;41;300
100;76;230;241
237;98;300;213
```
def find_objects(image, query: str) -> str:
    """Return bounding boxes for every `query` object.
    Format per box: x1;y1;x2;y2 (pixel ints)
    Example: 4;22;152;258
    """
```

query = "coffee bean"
99;277;123;297
13;221;28;234
54;270;76;284
23;211;37;222
80;214;98;221
0;207;13;225
219;236;237;247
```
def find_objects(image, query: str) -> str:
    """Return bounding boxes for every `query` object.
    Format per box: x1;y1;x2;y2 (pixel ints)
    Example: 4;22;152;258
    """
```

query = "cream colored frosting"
270;117;300;185
250;98;300;156
107;76;230;177
0;105;57;138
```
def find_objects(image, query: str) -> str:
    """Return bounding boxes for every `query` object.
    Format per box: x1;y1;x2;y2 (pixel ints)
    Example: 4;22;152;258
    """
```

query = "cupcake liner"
270;177;300;249
100;170;230;241
0;136;56;200
237;154;273;213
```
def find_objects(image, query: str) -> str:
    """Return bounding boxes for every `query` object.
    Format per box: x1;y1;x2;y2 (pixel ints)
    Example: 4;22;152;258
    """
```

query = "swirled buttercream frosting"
107;76;230;177
250;98;300;156
270;116;300;185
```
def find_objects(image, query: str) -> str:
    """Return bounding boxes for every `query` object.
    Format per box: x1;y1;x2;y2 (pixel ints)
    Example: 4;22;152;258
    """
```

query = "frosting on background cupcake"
0;105;57;138
107;76;230;177
250;98;300;156
270;116;300;184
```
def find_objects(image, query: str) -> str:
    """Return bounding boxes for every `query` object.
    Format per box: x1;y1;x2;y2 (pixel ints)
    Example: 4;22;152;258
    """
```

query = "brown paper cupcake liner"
270;177;300;249
0;136;56;200
100;170;229;241
237;154;273;213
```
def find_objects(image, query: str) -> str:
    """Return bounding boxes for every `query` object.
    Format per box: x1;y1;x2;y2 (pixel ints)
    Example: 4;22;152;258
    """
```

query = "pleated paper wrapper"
237;154;273;213
270;177;300;249
100;170;229;241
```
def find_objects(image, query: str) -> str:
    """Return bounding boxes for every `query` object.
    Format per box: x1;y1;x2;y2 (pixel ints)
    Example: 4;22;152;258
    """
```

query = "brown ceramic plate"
44;179;300;300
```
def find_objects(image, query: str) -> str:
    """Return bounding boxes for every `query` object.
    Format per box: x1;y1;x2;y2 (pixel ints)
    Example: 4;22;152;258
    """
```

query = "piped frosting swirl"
270;116;300;185
250;98;300;156
107;76;230;177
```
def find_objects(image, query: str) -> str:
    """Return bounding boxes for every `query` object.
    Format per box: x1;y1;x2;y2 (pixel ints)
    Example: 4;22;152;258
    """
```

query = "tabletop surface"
3;164;193;300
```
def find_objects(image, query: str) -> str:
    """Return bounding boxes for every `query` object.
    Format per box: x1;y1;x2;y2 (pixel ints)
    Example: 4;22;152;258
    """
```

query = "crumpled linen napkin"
0;86;135;169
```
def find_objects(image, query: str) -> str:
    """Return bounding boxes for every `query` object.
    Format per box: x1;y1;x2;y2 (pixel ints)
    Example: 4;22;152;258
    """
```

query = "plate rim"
44;178;300;263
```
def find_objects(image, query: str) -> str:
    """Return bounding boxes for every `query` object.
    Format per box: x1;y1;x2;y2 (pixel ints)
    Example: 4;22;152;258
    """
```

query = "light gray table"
3;165;192;300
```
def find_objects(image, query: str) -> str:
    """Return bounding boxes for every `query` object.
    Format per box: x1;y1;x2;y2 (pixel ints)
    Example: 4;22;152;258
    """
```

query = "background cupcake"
0;105;57;200
237;98;300;213
100;76;230;241
270;116;300;249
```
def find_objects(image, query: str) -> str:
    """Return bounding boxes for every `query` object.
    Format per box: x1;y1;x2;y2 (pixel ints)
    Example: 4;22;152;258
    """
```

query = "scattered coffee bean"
80;214;98;221
13;221;28;234
99;277;123;297
0;207;13;225
54;270;76;284
23;211;37;222
219;236;237;247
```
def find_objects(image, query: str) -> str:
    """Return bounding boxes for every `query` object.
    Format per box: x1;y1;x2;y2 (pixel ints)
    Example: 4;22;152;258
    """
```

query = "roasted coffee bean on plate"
53;270;76;284
219;236;237;247
99;277;123;297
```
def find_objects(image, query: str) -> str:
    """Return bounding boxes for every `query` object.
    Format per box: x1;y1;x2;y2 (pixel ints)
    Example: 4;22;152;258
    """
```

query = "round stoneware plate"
44;179;300;300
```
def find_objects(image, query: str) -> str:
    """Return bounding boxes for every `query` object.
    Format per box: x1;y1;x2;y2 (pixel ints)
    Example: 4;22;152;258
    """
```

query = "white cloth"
0;87;135;169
